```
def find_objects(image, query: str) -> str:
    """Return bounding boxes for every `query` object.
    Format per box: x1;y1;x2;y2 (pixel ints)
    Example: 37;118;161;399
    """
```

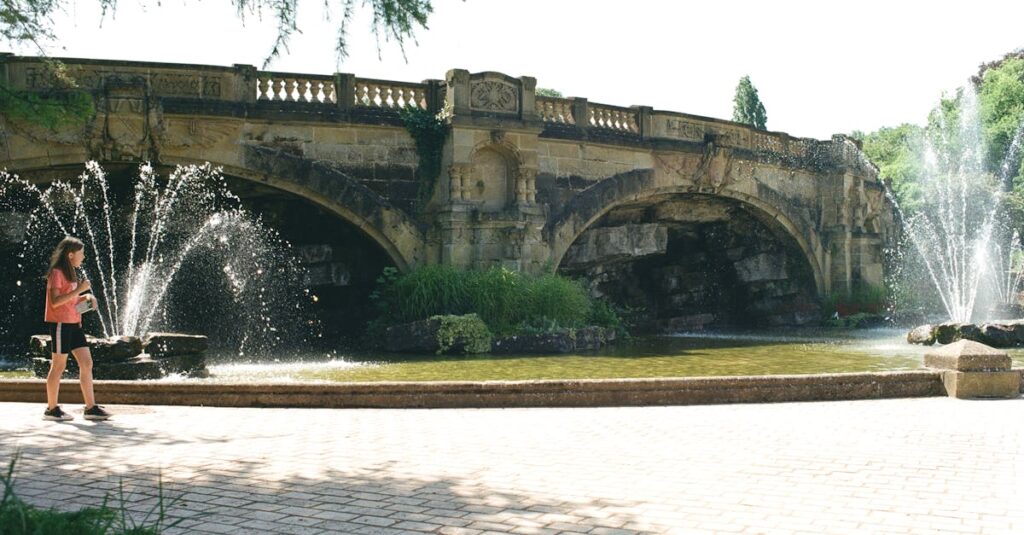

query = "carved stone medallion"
470;81;519;114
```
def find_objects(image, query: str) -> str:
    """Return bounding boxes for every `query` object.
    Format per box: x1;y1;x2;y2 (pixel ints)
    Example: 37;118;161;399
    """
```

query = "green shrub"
372;266;621;336
433;314;492;354
824;285;889;316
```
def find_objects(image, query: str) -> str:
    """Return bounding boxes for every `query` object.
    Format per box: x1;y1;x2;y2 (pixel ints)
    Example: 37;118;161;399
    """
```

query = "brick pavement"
0;397;1022;534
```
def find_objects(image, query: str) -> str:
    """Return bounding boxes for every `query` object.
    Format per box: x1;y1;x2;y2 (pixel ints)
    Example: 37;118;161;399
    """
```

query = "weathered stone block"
923;340;1011;371
940;370;1020;399
29;335;143;361
734;253;788;282
562;224;667;268
143;333;208;358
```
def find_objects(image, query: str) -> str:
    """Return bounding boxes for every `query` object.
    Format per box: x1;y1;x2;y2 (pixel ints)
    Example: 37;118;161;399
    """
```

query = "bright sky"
11;0;1024;140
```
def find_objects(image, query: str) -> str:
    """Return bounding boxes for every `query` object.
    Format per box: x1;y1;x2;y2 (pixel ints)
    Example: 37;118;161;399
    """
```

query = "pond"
189;329;1024;383
4;329;1022;383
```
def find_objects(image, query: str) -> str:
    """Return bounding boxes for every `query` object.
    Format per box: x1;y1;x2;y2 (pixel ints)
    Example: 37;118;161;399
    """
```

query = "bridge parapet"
1;54;873;174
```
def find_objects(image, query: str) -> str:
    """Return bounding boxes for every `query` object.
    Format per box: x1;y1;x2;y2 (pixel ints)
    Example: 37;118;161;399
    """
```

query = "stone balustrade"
0;54;875;173
352;77;429;110
535;96;575;125
587;102;640;133
257;72;336;104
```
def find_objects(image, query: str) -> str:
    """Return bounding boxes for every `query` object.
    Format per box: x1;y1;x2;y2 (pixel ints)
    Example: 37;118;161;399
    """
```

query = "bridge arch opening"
556;192;821;331
1;162;398;345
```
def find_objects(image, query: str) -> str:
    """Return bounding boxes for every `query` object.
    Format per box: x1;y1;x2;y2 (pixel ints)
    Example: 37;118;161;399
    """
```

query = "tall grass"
372;266;616;335
0;455;184;534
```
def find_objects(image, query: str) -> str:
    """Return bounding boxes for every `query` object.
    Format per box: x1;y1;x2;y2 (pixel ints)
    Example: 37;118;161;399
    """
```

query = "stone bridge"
0;54;895;328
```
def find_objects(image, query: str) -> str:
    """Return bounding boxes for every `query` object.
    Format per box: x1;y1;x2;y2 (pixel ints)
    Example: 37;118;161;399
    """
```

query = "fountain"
0;162;315;378
898;84;1024;346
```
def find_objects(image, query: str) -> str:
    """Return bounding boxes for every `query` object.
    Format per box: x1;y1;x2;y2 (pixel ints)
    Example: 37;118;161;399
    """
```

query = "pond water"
189;329;1024;382
3;329;1022;383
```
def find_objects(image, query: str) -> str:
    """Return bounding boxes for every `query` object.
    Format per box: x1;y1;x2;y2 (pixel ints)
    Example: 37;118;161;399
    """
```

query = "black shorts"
47;322;88;355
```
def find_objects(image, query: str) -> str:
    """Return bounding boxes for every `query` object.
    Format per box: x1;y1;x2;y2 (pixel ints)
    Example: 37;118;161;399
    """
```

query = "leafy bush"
371;265;620;336
433;314;492;354
823;285;889;316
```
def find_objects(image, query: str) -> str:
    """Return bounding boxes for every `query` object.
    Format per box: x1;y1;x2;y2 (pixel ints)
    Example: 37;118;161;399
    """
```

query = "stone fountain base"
29;332;209;380
907;320;1024;347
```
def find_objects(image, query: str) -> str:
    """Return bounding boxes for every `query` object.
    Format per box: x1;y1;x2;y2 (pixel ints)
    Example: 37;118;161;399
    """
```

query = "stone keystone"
923;340;1019;399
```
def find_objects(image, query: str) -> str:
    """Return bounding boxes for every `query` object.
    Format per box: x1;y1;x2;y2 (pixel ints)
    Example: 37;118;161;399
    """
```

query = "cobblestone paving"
1;397;1022;534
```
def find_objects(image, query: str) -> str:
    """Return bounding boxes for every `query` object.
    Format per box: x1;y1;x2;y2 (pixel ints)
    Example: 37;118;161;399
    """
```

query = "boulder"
978;323;1017;348
934;322;982;345
385;318;446;353
384;315;491;355
143;333;208;357
492;332;574;354
907;324;936;345
30;335;142;361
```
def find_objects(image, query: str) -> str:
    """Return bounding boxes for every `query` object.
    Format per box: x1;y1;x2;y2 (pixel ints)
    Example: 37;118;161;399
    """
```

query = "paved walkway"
1;397;1022;534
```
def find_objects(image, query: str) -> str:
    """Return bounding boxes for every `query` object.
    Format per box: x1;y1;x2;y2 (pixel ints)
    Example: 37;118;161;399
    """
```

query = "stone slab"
923;340;1011;371
940;370;1021;399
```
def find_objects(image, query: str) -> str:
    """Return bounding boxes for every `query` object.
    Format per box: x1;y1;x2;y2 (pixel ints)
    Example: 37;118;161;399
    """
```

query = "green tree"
1;0;433;67
860;124;926;212
732;75;767;130
535;88;563;98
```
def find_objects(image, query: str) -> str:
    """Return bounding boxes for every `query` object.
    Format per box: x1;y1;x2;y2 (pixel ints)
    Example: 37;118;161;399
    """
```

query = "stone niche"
471;147;513;212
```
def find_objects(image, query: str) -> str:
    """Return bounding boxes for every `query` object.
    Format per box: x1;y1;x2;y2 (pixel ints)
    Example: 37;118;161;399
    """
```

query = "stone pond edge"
2;370;1022;408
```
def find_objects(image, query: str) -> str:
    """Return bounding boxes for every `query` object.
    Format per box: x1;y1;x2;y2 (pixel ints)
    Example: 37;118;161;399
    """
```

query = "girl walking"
42;237;110;421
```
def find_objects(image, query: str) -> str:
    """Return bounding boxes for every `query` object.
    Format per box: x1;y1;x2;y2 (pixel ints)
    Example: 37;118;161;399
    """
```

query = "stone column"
519;75;538;122
572;97;590;134
231;64;258;104
445;69;471;119
448;165;465;202
334;72;355;113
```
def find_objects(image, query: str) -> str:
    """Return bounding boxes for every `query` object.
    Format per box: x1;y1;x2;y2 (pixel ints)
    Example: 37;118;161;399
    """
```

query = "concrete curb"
3;370;1010;408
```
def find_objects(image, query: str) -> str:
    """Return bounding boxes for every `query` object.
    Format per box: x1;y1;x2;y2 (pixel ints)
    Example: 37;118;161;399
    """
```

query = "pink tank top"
44;269;82;324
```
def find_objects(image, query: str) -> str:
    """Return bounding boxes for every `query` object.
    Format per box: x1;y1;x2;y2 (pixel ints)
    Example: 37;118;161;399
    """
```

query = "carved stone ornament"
694;143;736;192
470;80;519;113
158;118;236;150
95;75;160;161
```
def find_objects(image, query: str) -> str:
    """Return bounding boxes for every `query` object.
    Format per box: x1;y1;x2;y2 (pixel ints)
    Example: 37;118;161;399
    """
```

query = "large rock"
385;315;491;355
907;324;936;345
30;335;143;361
143;333;208;357
491;327;614;355
385;318;446;353
562;224;668;268
978;323;1018;348
934;322;982;345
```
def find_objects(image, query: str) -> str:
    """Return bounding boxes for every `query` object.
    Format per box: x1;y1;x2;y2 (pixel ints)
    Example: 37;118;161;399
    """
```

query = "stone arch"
545;170;825;296
2;147;426;272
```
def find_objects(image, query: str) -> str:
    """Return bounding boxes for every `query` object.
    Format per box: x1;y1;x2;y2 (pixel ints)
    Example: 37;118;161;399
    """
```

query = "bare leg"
46;354;68;409
71;347;96;408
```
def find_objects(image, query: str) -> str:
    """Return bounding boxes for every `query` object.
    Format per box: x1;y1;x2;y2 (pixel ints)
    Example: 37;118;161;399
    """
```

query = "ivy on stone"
400;105;448;206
